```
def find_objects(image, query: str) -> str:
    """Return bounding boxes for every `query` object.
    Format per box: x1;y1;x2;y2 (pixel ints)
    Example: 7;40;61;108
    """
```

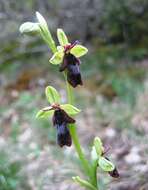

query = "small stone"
11;90;19;98
124;152;141;164
18;128;32;143
105;128;116;138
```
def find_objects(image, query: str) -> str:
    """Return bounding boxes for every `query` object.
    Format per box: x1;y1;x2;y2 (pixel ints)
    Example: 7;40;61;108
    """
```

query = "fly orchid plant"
20;12;119;190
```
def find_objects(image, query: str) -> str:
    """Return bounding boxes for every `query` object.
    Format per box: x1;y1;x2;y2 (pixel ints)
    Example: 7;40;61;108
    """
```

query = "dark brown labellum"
59;53;83;88
67;63;83;88
52;109;75;147
56;123;72;147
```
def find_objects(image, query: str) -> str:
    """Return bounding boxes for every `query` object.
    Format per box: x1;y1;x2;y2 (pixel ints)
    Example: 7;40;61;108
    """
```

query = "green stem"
64;72;91;174
64;72;73;104
66;81;73;104
64;73;98;189
92;162;98;188
69;123;91;174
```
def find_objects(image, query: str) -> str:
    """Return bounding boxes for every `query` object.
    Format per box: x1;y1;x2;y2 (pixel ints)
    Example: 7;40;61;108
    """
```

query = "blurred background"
0;0;148;189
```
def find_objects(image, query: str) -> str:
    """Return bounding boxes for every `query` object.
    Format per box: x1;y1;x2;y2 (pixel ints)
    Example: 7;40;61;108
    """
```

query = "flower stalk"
65;72;98;188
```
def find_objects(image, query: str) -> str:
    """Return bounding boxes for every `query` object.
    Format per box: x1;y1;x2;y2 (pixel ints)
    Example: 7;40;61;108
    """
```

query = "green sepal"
60;104;81;116
45;86;61;104
19;22;40;35
72;176;97;190
98;157;115;172
36;11;48;32
57;28;69;46
94;137;104;156
70;44;88;57
91;146;99;180
36;109;54;119
91;146;99;162
36;12;57;53
49;51;64;65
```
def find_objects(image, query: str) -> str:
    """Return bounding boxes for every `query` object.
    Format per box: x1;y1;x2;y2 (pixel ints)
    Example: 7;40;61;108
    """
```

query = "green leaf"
70;45;88;57
36;109;54;119
72;176;97;190
45;86;60;104
57;28;69;46
49;51;64;64
19;22;40;34
98;157;115;172
60;104;81;115
94;137;104;156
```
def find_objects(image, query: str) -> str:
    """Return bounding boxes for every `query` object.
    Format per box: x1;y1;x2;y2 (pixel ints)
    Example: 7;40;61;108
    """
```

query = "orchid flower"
36;86;80;147
49;29;88;87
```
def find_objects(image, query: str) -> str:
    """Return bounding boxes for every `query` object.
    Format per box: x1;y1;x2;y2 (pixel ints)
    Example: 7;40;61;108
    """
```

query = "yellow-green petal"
98;157;115;172
70;45;88;57
49;51;64;65
36;109;54;119
60;104;81;116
